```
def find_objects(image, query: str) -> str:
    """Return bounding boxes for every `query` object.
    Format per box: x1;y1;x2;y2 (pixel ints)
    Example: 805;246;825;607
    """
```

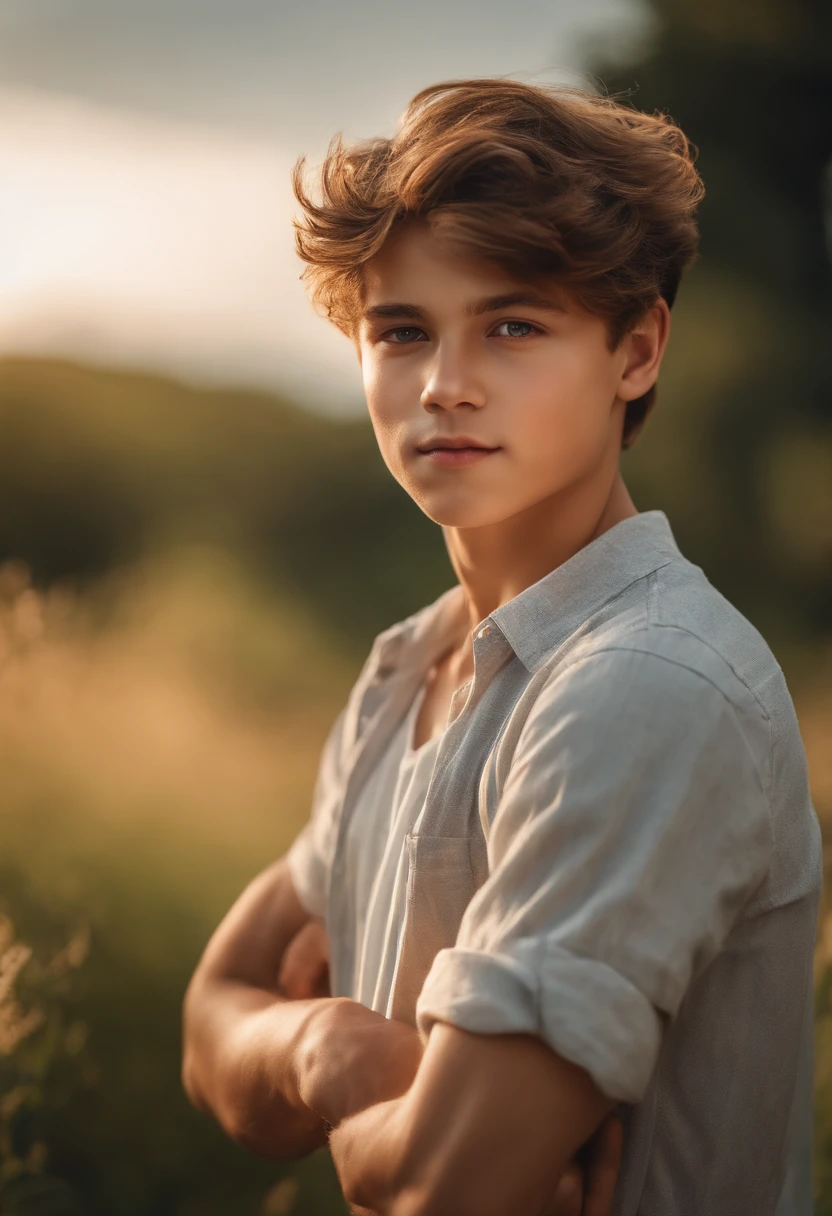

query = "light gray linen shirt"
286;509;822;1215
343;680;444;1015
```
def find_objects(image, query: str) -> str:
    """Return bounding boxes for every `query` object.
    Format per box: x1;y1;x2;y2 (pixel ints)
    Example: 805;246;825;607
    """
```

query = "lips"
424;445;496;452
416;438;499;453
419;445;501;468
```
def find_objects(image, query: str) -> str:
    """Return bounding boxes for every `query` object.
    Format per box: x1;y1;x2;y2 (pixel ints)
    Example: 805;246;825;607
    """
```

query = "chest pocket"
388;833;476;1027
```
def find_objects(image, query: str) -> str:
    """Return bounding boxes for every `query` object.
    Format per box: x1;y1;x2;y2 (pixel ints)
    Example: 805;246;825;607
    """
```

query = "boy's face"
354;217;666;530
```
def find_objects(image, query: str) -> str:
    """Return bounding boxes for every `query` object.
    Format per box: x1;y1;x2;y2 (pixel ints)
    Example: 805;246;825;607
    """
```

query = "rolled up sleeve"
285;704;348;918
415;646;773;1103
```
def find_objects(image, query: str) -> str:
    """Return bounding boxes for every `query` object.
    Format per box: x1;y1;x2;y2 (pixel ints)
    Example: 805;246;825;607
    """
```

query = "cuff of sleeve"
285;825;327;919
415;942;663;1103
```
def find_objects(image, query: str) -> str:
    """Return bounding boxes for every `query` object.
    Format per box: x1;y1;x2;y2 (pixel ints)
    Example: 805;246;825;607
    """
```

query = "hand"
278;921;624;1215
544;1111;624;1216
277;917;331;1000
298;998;425;1129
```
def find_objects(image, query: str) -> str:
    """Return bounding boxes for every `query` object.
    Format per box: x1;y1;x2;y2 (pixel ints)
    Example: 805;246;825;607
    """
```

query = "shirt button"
477;626;492;639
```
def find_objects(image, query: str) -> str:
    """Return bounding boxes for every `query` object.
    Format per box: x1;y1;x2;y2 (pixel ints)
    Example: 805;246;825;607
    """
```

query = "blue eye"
494;321;538;339
379;320;540;344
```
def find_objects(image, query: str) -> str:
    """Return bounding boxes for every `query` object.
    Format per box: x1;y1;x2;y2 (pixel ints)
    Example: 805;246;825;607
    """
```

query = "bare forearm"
330;1091;578;1216
182;975;337;1159
329;1096;410;1216
183;976;424;1164
182;854;426;1165
181;855;338;1158
328;1025;616;1216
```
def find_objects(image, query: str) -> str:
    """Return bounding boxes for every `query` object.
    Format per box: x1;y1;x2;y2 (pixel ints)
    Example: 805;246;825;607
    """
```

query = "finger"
279;959;321;1000
276;935;306;994
583;1113;624;1216
278;920;325;980
314;920;331;962
313;959;332;998
277;926;321;998
543;1164;583;1216
277;919;329;998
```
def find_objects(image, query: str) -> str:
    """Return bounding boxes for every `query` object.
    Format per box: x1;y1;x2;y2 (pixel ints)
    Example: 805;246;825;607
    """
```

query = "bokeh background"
1;0;831;1212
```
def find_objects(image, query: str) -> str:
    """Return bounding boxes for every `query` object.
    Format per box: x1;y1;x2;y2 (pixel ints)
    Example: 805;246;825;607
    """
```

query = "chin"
413;493;518;529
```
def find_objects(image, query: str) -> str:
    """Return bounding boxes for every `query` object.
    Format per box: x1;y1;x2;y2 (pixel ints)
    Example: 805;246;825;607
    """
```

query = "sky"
0;0;653;415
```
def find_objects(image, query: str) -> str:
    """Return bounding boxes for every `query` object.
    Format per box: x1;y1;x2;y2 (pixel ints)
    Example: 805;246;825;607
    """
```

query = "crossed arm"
320;1020;617;1216
182;855;622;1215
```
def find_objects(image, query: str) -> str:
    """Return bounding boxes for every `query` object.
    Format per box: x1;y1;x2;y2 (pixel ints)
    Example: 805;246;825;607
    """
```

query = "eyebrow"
361;290;568;324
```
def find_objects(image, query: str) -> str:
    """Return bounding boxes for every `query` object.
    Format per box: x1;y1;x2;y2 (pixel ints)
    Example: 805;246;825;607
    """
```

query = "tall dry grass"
0;552;830;1210
0;550;357;909
0;551;356;1213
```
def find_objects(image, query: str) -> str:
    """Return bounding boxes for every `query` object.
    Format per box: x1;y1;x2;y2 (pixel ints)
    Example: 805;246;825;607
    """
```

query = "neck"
442;471;638;656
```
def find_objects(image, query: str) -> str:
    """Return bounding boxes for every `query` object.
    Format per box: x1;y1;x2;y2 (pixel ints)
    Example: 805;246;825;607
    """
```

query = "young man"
182;78;822;1214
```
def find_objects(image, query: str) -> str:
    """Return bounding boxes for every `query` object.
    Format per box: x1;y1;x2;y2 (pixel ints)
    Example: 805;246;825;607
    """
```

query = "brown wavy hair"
291;77;705;448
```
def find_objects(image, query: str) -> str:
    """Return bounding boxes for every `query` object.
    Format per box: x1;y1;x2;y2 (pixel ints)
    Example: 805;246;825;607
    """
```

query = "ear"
617;298;671;402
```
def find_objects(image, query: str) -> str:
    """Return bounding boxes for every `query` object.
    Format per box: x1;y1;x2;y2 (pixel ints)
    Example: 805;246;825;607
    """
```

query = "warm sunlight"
0;87;359;406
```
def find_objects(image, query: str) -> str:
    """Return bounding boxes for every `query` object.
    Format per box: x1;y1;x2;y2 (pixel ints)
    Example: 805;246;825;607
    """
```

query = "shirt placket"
386;625;533;1023
416;622;524;854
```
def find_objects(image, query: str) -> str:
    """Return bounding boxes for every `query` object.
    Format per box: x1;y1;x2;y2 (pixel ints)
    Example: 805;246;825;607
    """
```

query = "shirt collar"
371;509;682;676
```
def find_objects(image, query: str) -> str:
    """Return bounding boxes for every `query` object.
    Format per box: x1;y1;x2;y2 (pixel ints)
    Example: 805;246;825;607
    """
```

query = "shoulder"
504;621;774;832
543;622;769;741
495;624;774;865
645;554;782;714
548;551;780;734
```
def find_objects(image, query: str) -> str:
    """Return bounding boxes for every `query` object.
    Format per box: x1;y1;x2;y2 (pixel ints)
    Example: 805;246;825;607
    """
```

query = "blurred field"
0;347;468;1212
0;260;830;1210
0;544;830;1213
0;549;355;897
0;549;362;1215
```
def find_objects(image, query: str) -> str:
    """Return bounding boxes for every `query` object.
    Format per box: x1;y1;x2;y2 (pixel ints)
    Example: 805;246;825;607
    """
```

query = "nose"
419;340;486;413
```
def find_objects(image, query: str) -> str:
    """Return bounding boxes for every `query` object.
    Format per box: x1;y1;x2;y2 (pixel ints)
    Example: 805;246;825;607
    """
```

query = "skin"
326;215;670;1212
355;216;670;700
182;861;622;1211
280;915;624;1215
182;214;669;1214
181;858;427;1160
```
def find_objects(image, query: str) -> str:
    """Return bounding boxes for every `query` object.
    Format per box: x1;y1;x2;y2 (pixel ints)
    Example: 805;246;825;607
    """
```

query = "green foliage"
0;357;454;663
0;866;92;1210
0;559;353;1215
582;0;832;670
0;863;348;1216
